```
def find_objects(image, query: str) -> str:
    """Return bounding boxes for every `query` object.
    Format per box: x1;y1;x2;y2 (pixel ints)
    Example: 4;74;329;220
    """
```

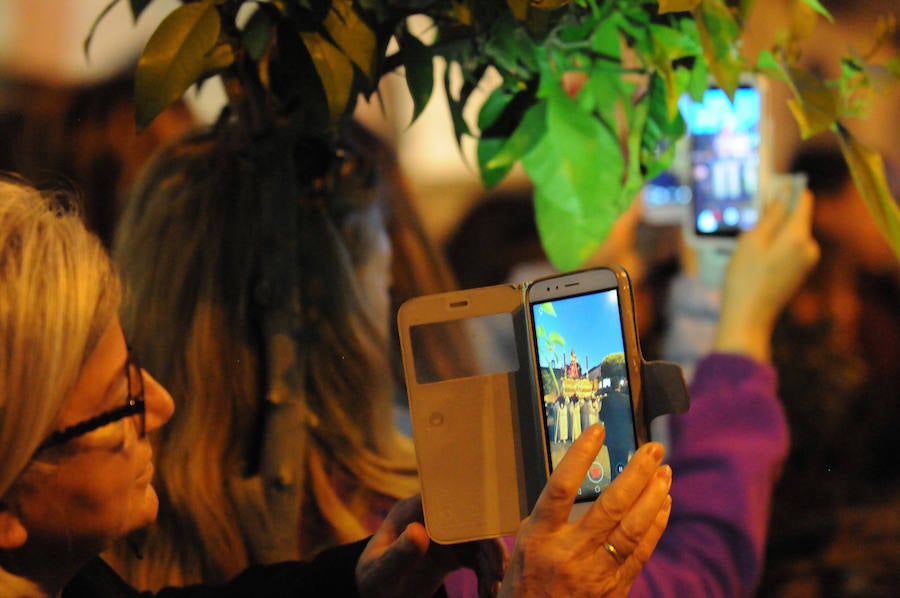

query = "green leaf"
130;0;152;19
134;1;221;129
399;33;435;123
443;65;472;147
695;0;743;97
242;5;277;61
84;0;124;60
324;0;378;83
476;139;510;189
834;124;900;263
302;33;354;125
477;85;515;133
521;82;625;271
798;0;834;24
484;12;538;77
650;23;702;62
478;100;547;188
755;49;788;82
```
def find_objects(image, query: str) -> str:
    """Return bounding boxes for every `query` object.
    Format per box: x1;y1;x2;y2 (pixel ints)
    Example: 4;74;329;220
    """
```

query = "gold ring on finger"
602;541;626;564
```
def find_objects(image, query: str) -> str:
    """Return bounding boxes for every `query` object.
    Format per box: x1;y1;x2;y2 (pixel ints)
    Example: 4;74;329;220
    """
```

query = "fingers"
384;495;425;529
530;424;607;528
786;190;814;234
601;464;672;561
617;494;672;584
752;195;788;243
580;441;666;535
367;496;428;556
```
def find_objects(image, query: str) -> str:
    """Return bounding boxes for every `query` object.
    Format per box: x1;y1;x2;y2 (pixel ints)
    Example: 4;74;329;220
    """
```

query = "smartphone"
640;135;692;226
680;77;770;245
526;266;646;507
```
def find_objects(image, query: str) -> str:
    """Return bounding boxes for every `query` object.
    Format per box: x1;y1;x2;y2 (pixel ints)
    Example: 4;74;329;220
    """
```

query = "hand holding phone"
715;191;820;361
526;266;646;514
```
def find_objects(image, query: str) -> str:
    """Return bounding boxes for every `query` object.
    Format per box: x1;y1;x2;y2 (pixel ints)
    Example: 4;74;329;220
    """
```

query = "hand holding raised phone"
715;190;820;362
499;424;672;598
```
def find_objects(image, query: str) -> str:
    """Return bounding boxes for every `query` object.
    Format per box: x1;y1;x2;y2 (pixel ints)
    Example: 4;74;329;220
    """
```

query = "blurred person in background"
759;144;900;597
0;57;194;247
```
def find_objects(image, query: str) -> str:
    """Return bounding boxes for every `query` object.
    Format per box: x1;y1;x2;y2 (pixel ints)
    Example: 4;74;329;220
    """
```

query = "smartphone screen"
640;135;692;225
528;283;638;501
680;84;761;237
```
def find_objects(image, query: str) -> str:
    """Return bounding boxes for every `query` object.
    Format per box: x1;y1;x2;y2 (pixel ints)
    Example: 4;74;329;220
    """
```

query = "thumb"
397;521;431;557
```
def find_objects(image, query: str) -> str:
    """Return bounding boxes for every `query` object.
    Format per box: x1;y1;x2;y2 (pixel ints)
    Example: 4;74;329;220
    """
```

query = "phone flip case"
397;269;689;544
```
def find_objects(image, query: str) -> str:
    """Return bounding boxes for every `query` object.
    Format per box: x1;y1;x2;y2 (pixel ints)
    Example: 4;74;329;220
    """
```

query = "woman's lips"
136;460;154;485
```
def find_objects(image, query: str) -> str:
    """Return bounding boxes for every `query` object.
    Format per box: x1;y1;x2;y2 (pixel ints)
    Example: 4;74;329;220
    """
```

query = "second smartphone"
525;266;646;505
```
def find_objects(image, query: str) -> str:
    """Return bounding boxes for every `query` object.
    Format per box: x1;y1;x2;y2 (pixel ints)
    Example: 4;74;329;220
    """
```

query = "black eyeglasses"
36;346;146;452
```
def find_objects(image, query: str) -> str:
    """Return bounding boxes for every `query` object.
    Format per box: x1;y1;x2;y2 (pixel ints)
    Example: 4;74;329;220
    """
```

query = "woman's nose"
140;369;175;432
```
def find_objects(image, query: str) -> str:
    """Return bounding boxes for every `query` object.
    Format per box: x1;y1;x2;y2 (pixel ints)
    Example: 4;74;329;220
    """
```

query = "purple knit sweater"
631;352;788;597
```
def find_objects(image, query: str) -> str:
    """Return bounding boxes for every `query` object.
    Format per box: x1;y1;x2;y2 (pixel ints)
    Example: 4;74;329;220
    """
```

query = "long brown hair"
109;121;423;588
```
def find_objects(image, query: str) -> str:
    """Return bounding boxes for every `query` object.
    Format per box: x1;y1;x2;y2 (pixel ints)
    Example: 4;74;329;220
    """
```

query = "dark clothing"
63;540;368;597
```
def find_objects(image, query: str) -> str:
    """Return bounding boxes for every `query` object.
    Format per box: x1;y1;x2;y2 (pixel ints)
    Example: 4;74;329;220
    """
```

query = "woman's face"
8;318;174;557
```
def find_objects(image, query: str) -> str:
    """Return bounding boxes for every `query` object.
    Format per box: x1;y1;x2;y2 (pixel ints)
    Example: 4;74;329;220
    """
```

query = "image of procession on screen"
531;288;638;498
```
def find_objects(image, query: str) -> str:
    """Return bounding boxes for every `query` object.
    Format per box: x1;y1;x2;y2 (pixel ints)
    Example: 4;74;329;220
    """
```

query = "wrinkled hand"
715;191;820;361
499;424;672;598
356;495;508;598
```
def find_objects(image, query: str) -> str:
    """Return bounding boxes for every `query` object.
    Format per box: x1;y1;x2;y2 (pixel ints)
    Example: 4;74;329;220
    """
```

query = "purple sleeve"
630;353;788;597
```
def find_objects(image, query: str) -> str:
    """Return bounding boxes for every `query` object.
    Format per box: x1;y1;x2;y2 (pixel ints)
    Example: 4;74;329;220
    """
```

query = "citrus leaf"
242;5;277;61
694;0;742;97
834;124;900;262
302;33;354;125
521;83;625;270
84;0;124;60
798;0;834;24
479;100;547;188
129;0;152;20
476;139;510;189
478;85;515;133
786;67;837;138
507;0;529;21
324;0;377;83
135;1;221;129
659;0;701;15
756;49;788;82
203;43;235;72
399;33;434;124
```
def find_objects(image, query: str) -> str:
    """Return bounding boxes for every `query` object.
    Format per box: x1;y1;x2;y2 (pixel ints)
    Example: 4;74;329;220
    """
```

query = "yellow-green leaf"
506;0;529;21
324;0;377;82
659;0;701;14
786;67;837;138
798;0;833;24
302;33;354;125
694;0;742;96
835;124;900;262
135;1;220;129
203;43;235;72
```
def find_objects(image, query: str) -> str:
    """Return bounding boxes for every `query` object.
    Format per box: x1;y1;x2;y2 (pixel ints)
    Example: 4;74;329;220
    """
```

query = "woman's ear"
0;502;28;549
